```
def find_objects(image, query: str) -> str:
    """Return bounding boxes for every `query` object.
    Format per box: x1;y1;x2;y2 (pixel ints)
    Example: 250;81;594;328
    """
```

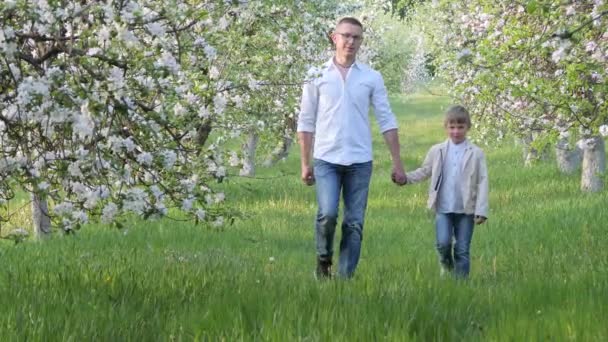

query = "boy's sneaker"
315;259;332;280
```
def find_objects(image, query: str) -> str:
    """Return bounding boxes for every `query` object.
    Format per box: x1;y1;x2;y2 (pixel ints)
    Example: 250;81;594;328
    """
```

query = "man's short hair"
337;17;363;29
444;105;471;128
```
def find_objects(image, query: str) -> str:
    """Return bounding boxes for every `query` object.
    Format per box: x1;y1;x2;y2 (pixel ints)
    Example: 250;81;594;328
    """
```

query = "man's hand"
474;216;487;225
391;164;407;185
298;132;315;186
301;166;315;186
382;129;407;186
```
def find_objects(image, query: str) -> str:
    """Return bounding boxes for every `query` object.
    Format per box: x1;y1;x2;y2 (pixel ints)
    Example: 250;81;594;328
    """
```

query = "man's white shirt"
297;58;398;166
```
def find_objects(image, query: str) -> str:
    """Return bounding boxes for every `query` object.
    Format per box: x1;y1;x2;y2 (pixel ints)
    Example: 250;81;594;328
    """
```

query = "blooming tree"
417;0;608;191
0;0;340;235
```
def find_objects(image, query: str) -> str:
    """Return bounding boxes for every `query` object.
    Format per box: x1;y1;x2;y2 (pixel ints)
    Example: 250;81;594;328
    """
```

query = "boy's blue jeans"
313;159;372;278
435;213;475;277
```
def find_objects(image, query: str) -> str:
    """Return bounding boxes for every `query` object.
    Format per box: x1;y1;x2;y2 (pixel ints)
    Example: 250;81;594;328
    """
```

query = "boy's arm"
406;147;434;184
474;151;489;221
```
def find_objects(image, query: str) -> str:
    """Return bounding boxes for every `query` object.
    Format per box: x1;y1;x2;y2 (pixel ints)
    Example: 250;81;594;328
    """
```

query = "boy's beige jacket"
406;140;489;218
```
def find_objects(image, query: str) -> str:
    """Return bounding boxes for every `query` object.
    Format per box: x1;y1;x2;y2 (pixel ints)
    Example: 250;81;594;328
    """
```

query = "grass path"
0;94;606;340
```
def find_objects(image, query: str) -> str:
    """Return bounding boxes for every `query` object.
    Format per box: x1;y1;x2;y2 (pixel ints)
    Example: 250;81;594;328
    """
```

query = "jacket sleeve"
406;147;434;184
474;151;489;218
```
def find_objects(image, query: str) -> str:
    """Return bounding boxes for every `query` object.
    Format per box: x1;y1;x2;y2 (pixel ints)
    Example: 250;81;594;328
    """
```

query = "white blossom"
551;40;572;63
565;6;576;16
54;201;74;216
196;209;206;220
213;93;227;115
182;197;194;211
123;188;147;215
38;181;50;190
228;152;240;166
122;137;136;152
586;41;598;52
136;152;153;166
160;150;177;169
68;162;84;178
145;22;166;37
456;49;471;62
209;66;221;80
101;203;118;223
212;216;224;227
155;52;180;74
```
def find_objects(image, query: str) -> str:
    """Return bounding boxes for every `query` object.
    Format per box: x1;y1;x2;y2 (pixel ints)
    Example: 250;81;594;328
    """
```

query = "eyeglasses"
335;32;363;42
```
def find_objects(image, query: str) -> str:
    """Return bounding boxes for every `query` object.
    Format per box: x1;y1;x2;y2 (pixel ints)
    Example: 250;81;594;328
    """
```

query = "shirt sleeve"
371;72;398;133
296;78;318;133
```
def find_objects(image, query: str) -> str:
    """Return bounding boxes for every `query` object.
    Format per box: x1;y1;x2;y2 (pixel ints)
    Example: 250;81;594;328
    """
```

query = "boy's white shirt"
406;139;489;218
437;140;466;213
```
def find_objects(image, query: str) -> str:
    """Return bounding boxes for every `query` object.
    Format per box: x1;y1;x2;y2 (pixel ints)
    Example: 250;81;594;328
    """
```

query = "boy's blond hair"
444;105;471;128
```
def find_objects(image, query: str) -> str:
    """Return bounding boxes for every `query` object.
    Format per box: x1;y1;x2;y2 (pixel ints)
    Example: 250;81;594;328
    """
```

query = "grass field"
0;94;607;341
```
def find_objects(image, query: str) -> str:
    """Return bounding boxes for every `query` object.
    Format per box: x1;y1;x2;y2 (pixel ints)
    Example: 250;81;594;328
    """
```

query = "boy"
406;105;489;278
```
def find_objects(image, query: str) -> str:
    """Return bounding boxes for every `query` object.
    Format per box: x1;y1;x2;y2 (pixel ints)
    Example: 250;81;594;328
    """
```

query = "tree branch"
15;32;80;42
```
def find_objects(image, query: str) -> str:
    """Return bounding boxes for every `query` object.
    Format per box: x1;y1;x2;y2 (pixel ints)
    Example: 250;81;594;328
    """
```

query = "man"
297;17;407;279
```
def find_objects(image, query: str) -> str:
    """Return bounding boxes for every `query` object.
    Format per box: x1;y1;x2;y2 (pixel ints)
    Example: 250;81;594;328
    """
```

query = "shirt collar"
443;139;470;150
326;57;360;70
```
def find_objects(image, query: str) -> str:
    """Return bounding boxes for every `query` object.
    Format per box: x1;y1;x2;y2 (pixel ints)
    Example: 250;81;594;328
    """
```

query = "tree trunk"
31;194;51;239
262;136;293;167
240;131;258;177
555;138;582;174
521;133;548;166
581;136;605;192
522;134;538;167
195;120;213;154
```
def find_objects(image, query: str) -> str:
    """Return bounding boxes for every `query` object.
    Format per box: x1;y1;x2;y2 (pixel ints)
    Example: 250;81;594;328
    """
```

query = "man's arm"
296;76;318;186
298;132;315;185
370;72;406;185
383;129;406;185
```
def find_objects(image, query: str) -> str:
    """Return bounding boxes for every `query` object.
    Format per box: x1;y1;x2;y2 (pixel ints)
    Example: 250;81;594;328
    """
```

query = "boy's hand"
474;216;487;225
391;165;407;185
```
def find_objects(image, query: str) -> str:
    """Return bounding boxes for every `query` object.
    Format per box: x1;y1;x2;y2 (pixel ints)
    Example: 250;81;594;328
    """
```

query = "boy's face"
445;121;469;144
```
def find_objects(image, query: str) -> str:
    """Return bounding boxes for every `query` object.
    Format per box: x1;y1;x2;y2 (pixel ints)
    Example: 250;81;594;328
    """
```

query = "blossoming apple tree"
0;0;340;236
417;0;608;191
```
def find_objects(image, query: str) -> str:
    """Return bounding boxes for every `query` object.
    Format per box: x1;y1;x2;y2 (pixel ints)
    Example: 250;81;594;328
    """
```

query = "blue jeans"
435;213;475;278
314;159;372;278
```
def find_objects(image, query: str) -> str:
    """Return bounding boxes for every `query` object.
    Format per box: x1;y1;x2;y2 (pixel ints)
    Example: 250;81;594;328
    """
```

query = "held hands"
475;216;487;225
301;166;315;186
391;164;407;186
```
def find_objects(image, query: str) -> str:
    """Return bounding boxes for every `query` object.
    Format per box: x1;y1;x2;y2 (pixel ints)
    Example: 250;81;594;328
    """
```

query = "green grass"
1;93;607;340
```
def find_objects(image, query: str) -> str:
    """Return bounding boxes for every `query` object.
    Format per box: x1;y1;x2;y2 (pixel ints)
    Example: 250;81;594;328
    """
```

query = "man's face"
331;23;363;58
445;122;469;144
